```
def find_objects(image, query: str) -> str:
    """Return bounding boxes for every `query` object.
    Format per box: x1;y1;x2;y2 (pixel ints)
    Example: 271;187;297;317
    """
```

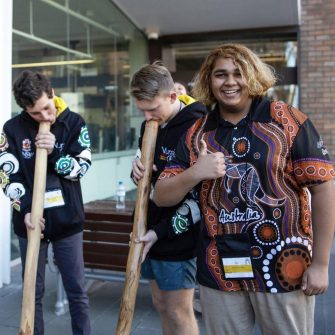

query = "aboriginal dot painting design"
5;182;25;201
294;161;335;185
78;158;90;178
253;220;280;246
11;199;21;212
232;137;250;158
55;155;74;175
0;136;26;208
261;237;312;293
0;152;19;175
251;245;263;259
172;214;190;235
0;171;9;189
78;126;91;147
0;132;9;152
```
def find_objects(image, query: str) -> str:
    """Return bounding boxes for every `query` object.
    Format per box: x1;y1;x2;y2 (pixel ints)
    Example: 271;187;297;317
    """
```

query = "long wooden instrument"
115;120;159;335
20;122;50;335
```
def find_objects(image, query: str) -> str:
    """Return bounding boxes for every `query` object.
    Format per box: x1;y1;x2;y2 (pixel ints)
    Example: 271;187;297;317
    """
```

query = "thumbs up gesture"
199;139;208;156
194;139;227;180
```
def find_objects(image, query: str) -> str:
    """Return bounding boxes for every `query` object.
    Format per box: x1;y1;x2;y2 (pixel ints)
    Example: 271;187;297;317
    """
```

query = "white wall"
0;0;13;287
81;151;137;203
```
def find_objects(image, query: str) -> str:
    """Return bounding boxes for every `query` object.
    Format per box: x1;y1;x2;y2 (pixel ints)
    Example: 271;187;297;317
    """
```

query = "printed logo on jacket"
22;139;34;159
22;138;34;159
160;146;175;161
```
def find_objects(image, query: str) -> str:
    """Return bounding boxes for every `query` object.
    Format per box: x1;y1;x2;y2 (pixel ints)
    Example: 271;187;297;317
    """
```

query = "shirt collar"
203;97;271;131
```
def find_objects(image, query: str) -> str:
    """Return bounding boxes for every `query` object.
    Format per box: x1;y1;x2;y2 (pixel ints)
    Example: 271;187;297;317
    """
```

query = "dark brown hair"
192;43;277;106
13;70;53;109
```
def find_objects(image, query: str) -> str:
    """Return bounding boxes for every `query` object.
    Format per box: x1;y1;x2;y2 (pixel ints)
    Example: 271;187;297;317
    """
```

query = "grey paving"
0;241;334;334
0;264;205;335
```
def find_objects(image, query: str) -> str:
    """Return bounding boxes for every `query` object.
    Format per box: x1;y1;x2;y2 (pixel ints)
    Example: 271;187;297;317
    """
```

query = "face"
135;93;176;125
174;82;187;96
210;57;252;119
25;92;57;124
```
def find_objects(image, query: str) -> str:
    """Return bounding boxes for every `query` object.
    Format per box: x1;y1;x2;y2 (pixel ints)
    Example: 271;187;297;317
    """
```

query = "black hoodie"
137;97;207;261
1;99;91;241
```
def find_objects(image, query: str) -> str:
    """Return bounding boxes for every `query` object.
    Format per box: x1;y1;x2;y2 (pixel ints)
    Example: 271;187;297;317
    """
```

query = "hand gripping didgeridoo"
20;122;50;335
115;120;159;335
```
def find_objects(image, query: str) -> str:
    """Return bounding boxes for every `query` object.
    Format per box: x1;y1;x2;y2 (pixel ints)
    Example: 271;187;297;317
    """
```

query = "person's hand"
35;131;56;155
134;230;158;262
131;157;157;185
193;139;227;180
131;158;144;185
301;262;329;296
24;213;45;239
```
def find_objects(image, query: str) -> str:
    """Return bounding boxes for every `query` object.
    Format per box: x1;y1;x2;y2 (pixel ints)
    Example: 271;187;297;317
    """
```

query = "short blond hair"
130;61;174;100
192;44;277;106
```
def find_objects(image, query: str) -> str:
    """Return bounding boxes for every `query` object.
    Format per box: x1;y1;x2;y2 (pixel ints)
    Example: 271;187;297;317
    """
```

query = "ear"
170;91;177;104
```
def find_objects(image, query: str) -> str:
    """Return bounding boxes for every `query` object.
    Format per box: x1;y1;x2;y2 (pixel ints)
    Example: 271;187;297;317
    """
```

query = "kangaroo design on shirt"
224;163;286;207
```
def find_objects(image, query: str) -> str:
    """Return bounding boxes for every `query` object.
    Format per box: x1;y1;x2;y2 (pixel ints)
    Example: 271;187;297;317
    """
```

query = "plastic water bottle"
116;181;126;209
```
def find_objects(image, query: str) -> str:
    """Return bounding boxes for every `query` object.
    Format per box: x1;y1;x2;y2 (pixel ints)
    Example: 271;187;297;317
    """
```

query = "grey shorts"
141;257;197;291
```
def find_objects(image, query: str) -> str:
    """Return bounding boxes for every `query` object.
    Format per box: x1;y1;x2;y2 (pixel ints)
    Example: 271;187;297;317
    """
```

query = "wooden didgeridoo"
20;122;50;335
115;120;159;335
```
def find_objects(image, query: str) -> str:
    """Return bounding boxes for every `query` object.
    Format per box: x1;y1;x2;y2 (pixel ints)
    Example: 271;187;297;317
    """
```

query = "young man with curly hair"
154;44;335;335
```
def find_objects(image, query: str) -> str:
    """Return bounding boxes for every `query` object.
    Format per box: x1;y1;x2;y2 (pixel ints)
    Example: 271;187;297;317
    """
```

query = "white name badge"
44;189;65;209
221;256;254;279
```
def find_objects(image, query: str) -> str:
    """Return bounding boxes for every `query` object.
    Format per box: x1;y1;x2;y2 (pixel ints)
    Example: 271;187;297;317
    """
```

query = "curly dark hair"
192;44;277;106
13;70;53;109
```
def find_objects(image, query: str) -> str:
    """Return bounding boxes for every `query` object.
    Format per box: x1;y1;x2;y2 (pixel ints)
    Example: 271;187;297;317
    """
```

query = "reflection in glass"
12;0;147;154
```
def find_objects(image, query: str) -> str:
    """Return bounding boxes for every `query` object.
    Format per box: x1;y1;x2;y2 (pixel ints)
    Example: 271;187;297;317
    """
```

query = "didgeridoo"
20;122;50;335
115;120;158;335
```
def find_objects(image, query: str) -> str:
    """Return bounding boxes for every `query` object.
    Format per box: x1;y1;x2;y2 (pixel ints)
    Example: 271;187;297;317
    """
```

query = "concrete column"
0;0;13;287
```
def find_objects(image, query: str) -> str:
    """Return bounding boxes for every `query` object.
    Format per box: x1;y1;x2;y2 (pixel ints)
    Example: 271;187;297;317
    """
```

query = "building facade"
0;0;334;285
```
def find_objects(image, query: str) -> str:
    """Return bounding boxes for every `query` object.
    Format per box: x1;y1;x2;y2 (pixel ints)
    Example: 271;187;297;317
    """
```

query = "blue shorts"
141;257;197;291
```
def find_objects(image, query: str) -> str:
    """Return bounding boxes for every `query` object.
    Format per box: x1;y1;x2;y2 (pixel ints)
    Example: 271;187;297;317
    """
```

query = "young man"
153;44;335;335
0;71;91;335
130;61;206;335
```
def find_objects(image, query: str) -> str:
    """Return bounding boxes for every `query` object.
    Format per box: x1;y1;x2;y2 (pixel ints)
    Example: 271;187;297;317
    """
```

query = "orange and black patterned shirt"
159;98;335;293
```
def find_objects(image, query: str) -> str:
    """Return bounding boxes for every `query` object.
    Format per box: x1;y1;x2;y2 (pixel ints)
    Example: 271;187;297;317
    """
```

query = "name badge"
44;189;65;209
221;256;254;279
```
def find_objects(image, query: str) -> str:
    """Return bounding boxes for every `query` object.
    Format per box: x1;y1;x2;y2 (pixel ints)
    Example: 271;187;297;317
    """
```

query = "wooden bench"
83;199;135;281
53;199;150;315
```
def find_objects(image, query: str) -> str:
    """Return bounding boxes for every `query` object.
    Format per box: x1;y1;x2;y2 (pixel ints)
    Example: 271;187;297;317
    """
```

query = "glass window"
12;0;147;153
11;0;148;260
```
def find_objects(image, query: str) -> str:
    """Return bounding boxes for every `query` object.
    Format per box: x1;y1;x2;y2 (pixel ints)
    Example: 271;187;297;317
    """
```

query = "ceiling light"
12;59;95;68
145;25;159;40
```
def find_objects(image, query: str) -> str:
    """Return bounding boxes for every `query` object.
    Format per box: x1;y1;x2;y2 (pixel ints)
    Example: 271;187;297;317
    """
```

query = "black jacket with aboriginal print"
136;96;207;261
0;97;92;241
